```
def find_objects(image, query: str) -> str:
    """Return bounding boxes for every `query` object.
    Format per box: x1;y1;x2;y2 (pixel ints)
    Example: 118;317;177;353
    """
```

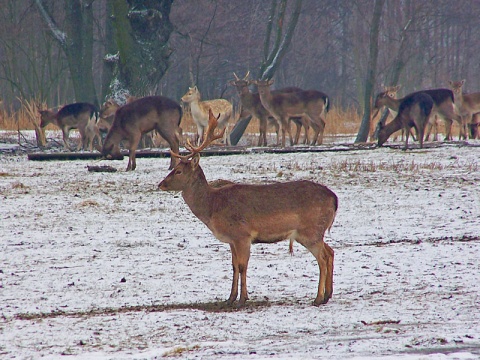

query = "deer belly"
209;212;300;244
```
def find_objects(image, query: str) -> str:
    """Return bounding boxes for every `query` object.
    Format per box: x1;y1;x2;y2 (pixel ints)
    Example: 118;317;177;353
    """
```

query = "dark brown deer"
253;79;329;147
448;79;480;139
99;97;160;149
102;96;182;171
378;92;434;149
158;109;337;306
374;87;462;141
230;72;306;146
39;102;101;151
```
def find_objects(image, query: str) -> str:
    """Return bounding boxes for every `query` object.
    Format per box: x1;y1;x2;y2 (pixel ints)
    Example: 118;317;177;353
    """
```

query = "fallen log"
87;165;117;173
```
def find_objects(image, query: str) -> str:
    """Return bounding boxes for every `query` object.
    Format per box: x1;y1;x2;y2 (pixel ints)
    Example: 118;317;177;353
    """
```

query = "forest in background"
1;0;479;125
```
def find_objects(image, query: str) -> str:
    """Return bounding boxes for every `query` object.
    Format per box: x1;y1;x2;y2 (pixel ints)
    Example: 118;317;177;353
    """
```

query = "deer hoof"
313;296;329;306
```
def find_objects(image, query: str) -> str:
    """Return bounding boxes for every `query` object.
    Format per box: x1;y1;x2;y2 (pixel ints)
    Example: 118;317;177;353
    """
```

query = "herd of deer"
32;75;479;306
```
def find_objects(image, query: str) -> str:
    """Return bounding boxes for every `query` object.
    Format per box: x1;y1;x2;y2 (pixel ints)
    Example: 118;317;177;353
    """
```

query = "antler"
170;108;225;161
185;108;225;153
233;70;250;82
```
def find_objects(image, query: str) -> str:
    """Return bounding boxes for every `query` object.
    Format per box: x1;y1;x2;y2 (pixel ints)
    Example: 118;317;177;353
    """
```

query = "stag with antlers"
159;109;338;306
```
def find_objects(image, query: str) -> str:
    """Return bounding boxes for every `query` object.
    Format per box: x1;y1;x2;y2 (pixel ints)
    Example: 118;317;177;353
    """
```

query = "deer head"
159;109;225;191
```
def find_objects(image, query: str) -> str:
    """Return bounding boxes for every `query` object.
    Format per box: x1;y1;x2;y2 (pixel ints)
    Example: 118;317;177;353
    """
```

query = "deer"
229;72;307;146
252;79;329;147
39;102;101;151
470;113;480;139
99;97;161;149
372;85;437;142
448;79;480;139
158;109;337;306
377;92;434;150
181;86;233;145
374;86;462;141
102;95;182;171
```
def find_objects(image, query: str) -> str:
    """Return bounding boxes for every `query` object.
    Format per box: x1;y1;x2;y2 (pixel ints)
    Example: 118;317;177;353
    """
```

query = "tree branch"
34;0;67;47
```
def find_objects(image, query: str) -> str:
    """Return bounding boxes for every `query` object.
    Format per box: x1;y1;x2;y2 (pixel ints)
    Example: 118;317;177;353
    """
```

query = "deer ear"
268;79;274;85
191;154;200;169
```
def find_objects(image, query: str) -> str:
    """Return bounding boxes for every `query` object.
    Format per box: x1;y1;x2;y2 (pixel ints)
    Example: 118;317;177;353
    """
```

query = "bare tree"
35;0;98;106
355;0;385;143
259;0;302;80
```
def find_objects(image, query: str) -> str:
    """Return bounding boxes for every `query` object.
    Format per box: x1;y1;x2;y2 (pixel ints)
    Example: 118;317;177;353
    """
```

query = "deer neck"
382;97;401;112
378;116;403;145
181;167;213;224
258;88;274;113
239;88;255;109
189;99;207;120
454;92;466;108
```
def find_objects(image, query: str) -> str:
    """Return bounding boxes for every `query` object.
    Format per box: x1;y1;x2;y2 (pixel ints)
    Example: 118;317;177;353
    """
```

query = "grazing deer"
374;86;462;141
448;79;480;139
39;102;101;151
159;109;337;306
253;79;329;147
373;85;437;141
377;92;434;149
102;96;182;171
100;97;160;149
230;72;306;146
181;86;233;145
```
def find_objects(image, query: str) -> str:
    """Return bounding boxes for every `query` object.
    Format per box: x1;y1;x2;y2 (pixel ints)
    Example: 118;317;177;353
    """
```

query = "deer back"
105;96;182;143
56;103;98;129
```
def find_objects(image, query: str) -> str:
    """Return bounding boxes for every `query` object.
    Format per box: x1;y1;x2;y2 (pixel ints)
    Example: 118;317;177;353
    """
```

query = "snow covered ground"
1;133;480;359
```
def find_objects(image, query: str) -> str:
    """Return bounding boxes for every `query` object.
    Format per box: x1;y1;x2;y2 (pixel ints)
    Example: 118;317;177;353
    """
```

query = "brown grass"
179;105;362;138
1;102;461;141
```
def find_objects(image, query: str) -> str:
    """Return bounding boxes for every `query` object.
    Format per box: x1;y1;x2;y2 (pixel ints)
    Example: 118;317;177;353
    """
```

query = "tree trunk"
355;0;385;143
260;0;302;80
35;0;98;107
109;0;175;97
101;1;117;102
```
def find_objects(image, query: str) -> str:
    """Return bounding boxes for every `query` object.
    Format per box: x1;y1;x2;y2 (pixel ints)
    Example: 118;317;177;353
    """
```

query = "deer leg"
77;126;87;151
292;119;302;145
258;117;267;146
278;118;287;147
304;240;329;306
126;133;142;171
311;118;325;146
443;118;453;141
403;125;411;150
61;128;72;150
424;121;432;142
303;118;310;145
270;118;280;146
95;128;103;151
227;243;239;305
195;125;204;146
235;241;251;306
157;126;180;170
417;123;425;149
324;242;334;301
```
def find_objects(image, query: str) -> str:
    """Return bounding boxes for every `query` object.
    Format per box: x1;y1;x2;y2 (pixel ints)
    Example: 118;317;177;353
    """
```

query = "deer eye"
175;169;183;175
